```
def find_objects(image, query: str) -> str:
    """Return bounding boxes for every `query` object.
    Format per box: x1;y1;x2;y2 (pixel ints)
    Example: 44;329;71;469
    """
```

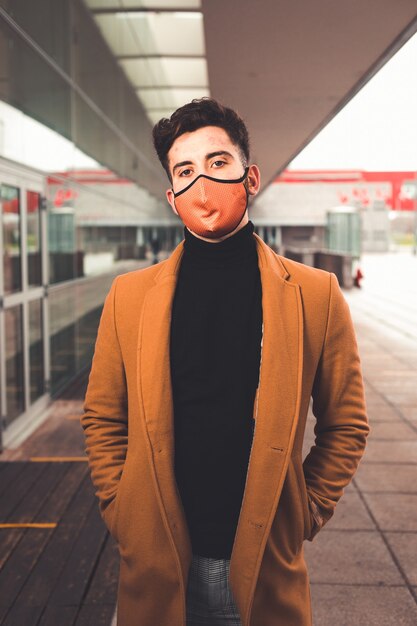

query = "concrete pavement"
304;249;417;625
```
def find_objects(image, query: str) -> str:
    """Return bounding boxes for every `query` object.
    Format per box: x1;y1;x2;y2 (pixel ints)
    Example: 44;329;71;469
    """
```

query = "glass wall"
0;165;49;437
0;0;184;433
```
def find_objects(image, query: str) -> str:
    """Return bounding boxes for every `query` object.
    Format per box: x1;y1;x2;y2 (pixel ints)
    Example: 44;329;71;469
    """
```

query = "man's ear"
246;164;261;197
166;188;179;216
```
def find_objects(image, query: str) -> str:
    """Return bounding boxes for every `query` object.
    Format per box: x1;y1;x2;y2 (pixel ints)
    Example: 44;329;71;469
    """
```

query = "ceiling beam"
117;54;205;60
91;8;202;15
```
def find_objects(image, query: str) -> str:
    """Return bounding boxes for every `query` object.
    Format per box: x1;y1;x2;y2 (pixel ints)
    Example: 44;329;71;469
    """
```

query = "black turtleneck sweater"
169;220;263;559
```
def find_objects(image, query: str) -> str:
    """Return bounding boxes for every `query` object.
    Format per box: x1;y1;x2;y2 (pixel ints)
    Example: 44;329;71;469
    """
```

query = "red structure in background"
43;168;417;213
276;170;417;211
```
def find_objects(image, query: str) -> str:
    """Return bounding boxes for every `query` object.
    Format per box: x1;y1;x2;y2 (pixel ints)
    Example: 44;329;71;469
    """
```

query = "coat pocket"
294;459;314;543
106;460;129;543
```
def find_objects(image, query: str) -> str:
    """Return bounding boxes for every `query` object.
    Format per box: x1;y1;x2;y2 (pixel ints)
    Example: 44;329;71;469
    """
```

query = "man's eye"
179;169;192;177
212;160;226;168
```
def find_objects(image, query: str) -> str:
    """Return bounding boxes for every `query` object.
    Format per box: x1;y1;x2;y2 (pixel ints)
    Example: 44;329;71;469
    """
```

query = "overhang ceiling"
85;0;209;126
86;0;417;199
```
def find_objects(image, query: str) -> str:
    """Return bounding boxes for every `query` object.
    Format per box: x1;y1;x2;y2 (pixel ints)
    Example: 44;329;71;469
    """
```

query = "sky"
289;30;417;172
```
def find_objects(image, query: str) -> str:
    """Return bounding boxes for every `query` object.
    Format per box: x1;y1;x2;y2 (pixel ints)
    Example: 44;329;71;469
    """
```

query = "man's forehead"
168;126;237;162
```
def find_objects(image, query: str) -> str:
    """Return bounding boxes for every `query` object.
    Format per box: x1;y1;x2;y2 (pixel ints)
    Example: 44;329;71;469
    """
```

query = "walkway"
0;250;416;625
304;249;417;625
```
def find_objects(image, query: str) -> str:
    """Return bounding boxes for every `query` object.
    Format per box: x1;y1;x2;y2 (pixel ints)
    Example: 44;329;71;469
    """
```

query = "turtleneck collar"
182;220;257;268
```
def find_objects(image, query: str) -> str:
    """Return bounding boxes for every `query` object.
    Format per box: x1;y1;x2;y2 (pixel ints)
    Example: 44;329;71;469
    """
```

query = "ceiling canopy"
85;0;417;197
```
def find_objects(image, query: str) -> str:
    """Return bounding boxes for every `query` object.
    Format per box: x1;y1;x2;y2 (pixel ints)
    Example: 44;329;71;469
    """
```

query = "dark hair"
152;97;250;181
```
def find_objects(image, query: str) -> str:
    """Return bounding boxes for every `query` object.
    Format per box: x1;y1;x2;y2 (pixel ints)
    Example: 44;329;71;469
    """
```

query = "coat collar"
137;233;303;624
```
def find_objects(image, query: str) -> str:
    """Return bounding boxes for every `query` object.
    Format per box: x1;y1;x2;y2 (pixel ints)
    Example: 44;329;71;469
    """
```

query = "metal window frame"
0;159;50;451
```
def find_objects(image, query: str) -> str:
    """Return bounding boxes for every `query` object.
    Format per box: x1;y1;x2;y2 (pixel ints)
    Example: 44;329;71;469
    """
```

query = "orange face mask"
173;167;249;239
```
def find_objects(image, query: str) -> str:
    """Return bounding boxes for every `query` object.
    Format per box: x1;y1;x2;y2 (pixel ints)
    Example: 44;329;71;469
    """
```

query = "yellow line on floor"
0;523;57;529
29;456;88;462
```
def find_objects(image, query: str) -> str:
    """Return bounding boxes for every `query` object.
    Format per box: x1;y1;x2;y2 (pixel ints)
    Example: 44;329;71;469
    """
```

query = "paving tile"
304;530;403;585
385;532;417;585
326;491;375;530
364;494;417;531
310;584;417;626
400;407;417;421
364;357;407;372
368;371;417;381
354;462;417;493
363;393;391;407
361;440;417;463
377;383;417;393
384;393;417;407
367;421;417;440
366;404;402;422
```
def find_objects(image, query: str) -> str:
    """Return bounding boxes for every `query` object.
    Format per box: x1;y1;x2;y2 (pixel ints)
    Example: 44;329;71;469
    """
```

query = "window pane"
29;299;45;403
5;305;25;425
27;191;42;287
1;185;22;294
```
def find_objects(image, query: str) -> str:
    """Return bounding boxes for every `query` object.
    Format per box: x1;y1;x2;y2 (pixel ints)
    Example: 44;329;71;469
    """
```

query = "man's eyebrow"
172;160;193;174
205;150;233;160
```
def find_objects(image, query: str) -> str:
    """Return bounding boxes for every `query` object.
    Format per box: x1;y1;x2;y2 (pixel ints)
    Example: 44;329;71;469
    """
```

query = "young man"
81;98;370;626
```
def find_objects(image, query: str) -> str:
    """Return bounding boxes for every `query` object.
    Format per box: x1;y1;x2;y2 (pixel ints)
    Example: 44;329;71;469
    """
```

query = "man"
81;98;370;626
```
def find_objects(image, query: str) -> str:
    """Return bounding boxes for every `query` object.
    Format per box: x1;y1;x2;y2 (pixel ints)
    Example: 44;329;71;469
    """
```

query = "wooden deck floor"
0;444;118;625
0;362;119;625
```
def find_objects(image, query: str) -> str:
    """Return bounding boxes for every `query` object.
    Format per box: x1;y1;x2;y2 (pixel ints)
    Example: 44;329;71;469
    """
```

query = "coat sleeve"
80;276;128;530
303;271;371;540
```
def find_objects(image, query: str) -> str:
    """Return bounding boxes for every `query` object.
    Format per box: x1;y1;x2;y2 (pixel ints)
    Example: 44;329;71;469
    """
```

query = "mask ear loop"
221;167;251;237
242;166;251;203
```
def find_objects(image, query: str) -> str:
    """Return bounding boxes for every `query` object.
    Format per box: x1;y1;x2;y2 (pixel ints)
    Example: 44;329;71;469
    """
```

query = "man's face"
165;125;261;242
168;126;246;193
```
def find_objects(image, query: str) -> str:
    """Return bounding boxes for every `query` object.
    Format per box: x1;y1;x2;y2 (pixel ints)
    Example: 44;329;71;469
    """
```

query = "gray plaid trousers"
186;553;243;626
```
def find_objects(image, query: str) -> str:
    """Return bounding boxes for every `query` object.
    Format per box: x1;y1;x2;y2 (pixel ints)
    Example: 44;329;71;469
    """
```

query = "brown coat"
81;233;370;626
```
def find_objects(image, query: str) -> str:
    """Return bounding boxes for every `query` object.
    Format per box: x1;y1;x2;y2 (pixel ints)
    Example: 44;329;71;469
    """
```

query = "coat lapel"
137;244;193;585
137;233;304;622
228;235;304;624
